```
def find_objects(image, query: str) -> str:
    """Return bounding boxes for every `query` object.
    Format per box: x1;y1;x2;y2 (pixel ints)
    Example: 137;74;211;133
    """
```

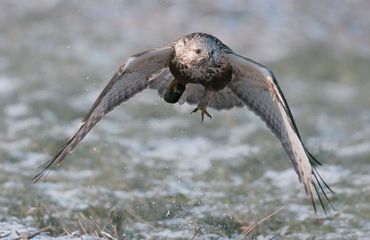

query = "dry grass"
237;205;286;240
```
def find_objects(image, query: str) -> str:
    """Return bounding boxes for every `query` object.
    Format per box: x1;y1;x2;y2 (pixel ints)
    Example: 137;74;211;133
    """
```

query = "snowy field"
1;1;370;239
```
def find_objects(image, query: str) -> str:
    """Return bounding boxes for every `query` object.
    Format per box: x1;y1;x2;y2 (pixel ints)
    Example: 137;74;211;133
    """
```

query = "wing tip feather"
32;138;72;183
307;161;335;214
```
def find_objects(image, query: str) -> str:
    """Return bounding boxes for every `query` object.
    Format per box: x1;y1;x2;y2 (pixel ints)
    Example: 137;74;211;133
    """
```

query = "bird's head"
173;33;222;68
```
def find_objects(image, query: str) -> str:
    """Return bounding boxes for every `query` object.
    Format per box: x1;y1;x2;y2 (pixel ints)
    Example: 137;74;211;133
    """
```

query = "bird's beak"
197;57;207;66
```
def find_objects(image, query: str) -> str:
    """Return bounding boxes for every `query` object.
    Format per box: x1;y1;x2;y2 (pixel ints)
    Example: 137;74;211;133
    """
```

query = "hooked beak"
197;57;207;66
189;57;207;66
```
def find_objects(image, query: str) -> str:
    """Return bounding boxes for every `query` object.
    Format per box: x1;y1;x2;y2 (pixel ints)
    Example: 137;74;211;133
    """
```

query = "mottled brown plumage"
33;32;334;213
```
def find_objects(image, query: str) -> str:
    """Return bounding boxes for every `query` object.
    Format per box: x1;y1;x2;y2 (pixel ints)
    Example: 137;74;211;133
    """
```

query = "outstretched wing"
33;46;174;182
226;52;334;213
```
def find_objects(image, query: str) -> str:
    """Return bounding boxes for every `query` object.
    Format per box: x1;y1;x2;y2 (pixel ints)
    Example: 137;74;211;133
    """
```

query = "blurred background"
0;1;370;239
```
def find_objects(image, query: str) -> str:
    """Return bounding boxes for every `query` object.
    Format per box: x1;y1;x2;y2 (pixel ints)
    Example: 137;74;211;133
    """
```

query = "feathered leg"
191;89;213;123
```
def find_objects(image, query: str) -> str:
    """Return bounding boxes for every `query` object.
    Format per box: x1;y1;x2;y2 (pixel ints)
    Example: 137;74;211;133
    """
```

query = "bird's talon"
204;110;212;119
191;107;212;122
191;107;198;114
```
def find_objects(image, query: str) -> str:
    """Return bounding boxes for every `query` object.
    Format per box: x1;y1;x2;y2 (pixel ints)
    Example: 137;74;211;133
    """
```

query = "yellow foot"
191;106;212;123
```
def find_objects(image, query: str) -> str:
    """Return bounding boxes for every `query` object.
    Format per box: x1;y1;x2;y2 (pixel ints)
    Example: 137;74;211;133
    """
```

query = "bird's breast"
169;59;232;91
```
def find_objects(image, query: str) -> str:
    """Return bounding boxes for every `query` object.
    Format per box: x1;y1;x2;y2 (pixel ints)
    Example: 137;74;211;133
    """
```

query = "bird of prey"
33;32;334;212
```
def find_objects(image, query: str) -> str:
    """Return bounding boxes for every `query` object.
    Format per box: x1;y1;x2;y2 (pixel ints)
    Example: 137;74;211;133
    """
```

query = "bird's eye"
195;49;201;54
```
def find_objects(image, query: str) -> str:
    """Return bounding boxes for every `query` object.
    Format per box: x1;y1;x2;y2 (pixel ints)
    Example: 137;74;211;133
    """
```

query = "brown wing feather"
226;52;333;212
148;68;173;97
33;46;174;182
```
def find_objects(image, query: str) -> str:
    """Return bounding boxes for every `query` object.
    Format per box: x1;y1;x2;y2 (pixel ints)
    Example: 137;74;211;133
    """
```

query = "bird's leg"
191;106;212;123
164;79;186;104
191;90;213;123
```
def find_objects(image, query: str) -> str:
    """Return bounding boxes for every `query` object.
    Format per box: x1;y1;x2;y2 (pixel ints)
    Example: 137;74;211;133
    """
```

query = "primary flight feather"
33;32;334;212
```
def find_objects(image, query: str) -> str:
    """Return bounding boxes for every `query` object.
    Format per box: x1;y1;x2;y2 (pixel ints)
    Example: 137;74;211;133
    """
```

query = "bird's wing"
226;52;334;213
148;67;173;97
33;46;174;182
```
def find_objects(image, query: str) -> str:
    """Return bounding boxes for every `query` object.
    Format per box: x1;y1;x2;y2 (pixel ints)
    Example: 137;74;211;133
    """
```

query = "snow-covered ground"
1;1;370;239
